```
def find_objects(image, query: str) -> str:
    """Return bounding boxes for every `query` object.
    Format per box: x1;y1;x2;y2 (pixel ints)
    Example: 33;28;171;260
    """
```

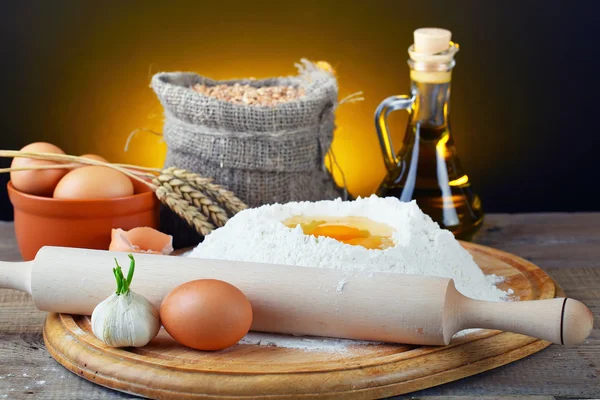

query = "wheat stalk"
0;150;154;187
155;187;214;236
154;182;216;236
163;167;247;214
0;163;81;173
153;172;229;227
0;150;248;236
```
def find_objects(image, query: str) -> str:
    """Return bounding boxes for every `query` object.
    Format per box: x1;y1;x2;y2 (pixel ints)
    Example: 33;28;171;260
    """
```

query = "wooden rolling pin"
0;246;593;346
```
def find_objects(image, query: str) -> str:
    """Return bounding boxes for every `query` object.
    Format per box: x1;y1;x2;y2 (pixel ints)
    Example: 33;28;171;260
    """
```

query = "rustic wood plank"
1;216;599;399
0;221;20;262
403;397;558;400
476;213;600;269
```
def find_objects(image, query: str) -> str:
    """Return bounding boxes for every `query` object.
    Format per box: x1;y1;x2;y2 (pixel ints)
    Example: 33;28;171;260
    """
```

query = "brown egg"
53;166;134;199
160;279;253;351
10;142;68;196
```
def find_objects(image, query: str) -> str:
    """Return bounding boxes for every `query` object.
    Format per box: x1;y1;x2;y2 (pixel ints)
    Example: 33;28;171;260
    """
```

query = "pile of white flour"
191;195;506;302
189;196;507;351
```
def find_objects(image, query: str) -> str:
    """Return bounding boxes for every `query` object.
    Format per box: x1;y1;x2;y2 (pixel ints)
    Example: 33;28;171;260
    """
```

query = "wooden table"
0;215;598;399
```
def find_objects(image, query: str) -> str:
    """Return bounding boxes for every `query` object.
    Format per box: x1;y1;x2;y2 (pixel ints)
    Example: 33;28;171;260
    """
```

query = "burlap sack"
151;61;343;247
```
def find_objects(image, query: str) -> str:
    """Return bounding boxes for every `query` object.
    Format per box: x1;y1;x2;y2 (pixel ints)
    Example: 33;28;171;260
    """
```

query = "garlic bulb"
91;254;160;347
92;291;160;347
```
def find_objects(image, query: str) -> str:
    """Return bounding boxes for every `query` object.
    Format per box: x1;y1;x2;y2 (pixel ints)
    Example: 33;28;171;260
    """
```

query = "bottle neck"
410;78;451;129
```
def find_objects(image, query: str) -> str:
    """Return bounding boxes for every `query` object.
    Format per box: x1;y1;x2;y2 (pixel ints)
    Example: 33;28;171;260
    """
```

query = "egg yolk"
283;216;395;250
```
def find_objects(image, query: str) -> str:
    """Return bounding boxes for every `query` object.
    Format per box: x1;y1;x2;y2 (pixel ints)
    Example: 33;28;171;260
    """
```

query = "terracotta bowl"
7;181;160;261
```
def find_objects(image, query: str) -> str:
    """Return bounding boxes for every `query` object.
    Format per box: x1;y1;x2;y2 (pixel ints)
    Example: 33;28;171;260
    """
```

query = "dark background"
1;0;598;221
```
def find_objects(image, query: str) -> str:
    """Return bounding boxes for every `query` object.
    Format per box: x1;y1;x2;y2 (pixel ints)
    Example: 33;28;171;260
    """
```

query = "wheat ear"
163;167;247;214
153;172;229;228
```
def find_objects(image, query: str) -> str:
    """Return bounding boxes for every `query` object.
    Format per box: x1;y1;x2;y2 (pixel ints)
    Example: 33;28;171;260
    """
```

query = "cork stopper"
408;28;458;83
414;28;452;54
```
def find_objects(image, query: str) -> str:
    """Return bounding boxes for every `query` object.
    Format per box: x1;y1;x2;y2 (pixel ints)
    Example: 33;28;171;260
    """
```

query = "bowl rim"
7;180;155;204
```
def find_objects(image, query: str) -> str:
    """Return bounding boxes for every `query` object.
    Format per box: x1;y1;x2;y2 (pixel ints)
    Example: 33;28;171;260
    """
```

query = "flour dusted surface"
191;195;505;302
239;332;380;352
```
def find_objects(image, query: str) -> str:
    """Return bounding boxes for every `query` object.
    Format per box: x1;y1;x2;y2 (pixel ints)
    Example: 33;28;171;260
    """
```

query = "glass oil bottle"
375;28;483;240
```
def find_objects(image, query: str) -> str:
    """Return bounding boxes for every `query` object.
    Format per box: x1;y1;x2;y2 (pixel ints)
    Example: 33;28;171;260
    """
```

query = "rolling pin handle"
561;298;594;345
0;260;33;294
453;294;594;345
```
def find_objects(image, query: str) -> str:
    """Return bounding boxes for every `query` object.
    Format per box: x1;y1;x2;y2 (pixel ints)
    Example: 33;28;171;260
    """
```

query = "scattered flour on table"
190;196;508;351
239;332;380;352
239;330;482;352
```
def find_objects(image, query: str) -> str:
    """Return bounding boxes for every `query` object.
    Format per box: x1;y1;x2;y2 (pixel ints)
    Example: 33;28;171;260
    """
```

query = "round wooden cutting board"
43;242;559;399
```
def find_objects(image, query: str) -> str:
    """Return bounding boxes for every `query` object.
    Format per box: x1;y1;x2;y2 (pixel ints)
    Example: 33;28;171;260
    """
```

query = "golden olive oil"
374;29;483;241
377;124;483;240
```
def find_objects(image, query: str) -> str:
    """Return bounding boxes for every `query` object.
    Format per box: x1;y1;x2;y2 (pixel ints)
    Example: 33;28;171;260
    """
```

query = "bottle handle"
374;95;415;172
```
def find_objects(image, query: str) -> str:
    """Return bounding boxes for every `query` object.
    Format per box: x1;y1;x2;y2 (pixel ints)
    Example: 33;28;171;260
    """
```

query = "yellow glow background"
4;1;490;198
3;1;597;213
